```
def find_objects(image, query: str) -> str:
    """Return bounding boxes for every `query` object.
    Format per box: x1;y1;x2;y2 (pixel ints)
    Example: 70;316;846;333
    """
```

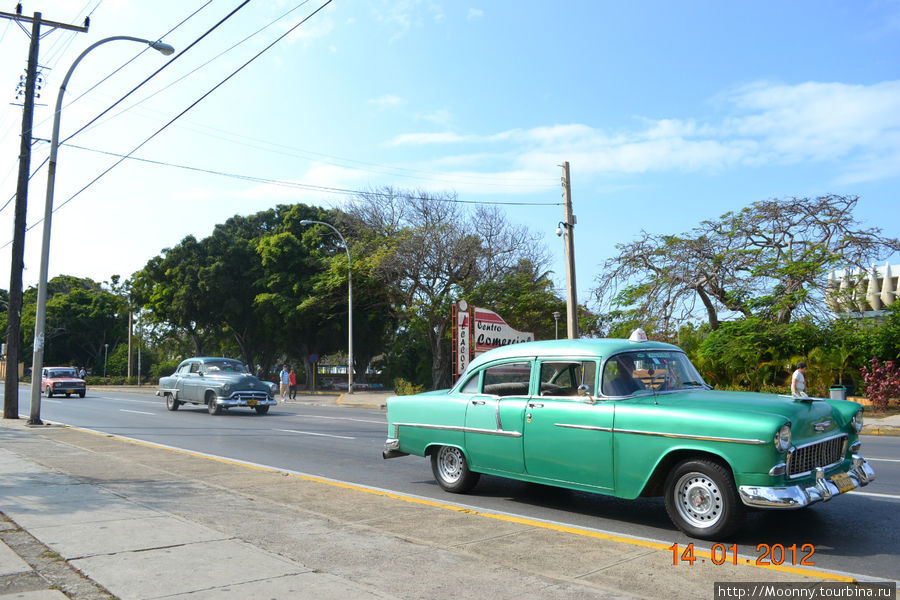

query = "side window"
540;361;597;397
459;373;480;394
482;362;531;397
176;363;190;375
189;362;201;374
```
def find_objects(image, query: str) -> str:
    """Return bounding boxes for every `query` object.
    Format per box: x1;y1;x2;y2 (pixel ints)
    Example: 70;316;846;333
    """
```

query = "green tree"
596;195;899;334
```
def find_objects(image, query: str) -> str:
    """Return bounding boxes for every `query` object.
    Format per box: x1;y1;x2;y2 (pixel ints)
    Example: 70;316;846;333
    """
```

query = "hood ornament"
814;420;831;432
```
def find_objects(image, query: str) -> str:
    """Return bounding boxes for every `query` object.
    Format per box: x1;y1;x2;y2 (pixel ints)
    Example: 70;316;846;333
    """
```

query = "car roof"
182;357;243;363
465;338;681;371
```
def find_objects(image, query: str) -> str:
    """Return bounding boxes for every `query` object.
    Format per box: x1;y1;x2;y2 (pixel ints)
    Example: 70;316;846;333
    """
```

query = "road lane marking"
274;428;355;440
52;423;870;584
850;491;900;500
298;415;384;425
120;409;154;415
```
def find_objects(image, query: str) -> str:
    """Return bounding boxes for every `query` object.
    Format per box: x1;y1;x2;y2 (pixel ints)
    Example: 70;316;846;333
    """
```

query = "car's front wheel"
206;392;222;415
45;386;53;398
255;405;269;415
430;445;480;493
664;458;743;540
166;394;181;411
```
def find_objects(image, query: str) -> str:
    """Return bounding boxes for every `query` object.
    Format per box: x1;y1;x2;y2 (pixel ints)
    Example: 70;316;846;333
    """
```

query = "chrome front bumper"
216;393;277;408
739;454;875;508
383;438;409;459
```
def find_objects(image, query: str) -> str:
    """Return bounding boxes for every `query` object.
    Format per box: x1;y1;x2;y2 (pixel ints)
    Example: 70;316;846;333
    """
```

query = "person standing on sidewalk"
289;368;297;400
791;361;808;398
279;365;290;402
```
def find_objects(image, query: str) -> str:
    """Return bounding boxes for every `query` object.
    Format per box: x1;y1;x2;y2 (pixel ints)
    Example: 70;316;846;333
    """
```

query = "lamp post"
28;36;174;424
300;220;353;394
103;343;109;380
552;311;561;339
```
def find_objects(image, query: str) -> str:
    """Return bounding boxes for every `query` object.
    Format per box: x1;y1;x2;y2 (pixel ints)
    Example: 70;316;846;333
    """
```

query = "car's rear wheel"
65;393;71;398
430;445;480;493
45;386;53;398
255;405;269;415
664;458;743;540
78;391;85;398
166;394;181;411
206;392;222;415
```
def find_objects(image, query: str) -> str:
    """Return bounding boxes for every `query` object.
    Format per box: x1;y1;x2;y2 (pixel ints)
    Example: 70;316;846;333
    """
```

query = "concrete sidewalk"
0;413;854;600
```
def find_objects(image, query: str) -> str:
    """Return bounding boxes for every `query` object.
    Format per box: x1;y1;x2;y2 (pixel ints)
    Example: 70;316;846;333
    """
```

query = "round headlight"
852;408;863;433
774;423;792;453
222;383;231;394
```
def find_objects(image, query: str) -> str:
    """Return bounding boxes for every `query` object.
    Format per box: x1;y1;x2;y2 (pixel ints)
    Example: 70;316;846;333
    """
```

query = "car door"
462;360;530;475
177;361;202;402
523;359;615;491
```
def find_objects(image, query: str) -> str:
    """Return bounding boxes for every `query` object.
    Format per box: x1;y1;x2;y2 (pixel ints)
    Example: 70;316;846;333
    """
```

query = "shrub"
393;378;425;396
859;358;900;411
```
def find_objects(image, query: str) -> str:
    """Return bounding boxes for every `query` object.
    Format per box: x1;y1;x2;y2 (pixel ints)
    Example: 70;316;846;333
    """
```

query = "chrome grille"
786;435;847;477
230;391;268;401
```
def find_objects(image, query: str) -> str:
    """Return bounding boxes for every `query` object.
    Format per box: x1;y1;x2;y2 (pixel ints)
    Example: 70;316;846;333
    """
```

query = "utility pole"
1;9;88;420
561;161;578;339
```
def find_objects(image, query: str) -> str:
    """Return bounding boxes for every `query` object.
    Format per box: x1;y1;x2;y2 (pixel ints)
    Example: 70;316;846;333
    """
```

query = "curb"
861;425;900;436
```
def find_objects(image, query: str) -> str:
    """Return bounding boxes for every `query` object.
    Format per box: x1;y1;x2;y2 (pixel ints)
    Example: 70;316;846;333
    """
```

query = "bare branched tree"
595;195;899;333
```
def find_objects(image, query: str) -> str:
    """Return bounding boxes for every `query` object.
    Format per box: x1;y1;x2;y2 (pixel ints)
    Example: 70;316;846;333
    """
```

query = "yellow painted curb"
58;424;854;583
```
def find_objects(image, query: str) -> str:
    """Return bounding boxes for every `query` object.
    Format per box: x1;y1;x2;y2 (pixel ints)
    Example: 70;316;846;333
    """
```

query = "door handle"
527;402;544;408
471;400;485;405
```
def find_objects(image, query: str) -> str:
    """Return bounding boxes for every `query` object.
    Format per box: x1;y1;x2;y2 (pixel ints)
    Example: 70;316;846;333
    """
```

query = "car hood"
647;389;850;438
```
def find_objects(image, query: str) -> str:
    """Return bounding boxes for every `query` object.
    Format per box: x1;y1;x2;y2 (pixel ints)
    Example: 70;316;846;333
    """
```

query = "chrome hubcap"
674;472;722;528
437;447;463;483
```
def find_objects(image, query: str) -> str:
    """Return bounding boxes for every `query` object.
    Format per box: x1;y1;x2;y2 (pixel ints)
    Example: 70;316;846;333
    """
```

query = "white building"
827;262;897;316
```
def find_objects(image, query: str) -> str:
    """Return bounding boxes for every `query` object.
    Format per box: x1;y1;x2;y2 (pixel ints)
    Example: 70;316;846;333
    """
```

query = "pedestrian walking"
279;365;290;402
289;368;297;400
791;361;808;398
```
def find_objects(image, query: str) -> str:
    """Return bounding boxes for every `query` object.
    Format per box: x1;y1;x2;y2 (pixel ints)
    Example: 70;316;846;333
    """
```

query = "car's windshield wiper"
681;381;709;388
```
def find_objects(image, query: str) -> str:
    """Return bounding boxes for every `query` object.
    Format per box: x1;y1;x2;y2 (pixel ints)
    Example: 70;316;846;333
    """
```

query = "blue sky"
1;0;898;314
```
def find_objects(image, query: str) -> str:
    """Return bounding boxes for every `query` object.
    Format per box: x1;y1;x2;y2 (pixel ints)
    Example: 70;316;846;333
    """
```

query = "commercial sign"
451;300;534;383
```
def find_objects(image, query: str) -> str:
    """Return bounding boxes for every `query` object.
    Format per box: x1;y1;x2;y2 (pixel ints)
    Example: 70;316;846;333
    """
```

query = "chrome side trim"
739;455;875;509
555;423;613;432
391;422;522;439
614;428;767;445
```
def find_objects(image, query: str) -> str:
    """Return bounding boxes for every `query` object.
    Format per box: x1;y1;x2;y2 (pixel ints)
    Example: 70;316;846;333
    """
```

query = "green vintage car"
383;333;875;539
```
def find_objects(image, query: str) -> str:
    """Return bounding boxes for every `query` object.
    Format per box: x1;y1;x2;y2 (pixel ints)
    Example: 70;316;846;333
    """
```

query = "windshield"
601;351;707;397
49;369;77;378
203;360;249;374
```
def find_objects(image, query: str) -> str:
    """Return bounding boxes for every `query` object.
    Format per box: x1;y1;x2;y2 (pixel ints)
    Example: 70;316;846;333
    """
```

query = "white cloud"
385;80;900;183
467;8;484;20
369;95;406;109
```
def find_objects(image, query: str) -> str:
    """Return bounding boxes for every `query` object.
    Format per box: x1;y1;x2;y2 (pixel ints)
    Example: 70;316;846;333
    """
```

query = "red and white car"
41;367;86;398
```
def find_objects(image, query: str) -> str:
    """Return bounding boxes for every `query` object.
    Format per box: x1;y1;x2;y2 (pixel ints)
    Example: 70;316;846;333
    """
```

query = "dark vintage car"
41;367;86;398
383;332;876;539
156;357;277;415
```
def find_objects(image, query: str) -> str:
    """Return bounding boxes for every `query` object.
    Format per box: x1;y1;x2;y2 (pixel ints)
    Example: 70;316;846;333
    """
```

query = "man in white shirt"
791;362;808;397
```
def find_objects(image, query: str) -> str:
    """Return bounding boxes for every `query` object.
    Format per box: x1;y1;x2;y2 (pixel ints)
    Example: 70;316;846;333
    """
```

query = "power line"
74;0;314;140
64;143;563;205
55;0;335;211
61;1;214;117
61;0;252;146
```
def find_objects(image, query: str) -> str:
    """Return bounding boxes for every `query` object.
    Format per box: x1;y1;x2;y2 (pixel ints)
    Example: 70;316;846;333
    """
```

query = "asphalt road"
6;387;899;582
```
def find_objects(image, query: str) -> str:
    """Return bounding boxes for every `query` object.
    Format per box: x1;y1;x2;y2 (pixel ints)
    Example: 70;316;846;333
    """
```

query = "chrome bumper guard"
215;393;276;408
739;454;876;509
383;438;408;459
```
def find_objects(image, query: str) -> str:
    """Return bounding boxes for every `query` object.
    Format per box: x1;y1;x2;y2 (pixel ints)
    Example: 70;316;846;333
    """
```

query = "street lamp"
300;220;353;394
103;343;109;380
28;36;174;425
552;311;561;340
